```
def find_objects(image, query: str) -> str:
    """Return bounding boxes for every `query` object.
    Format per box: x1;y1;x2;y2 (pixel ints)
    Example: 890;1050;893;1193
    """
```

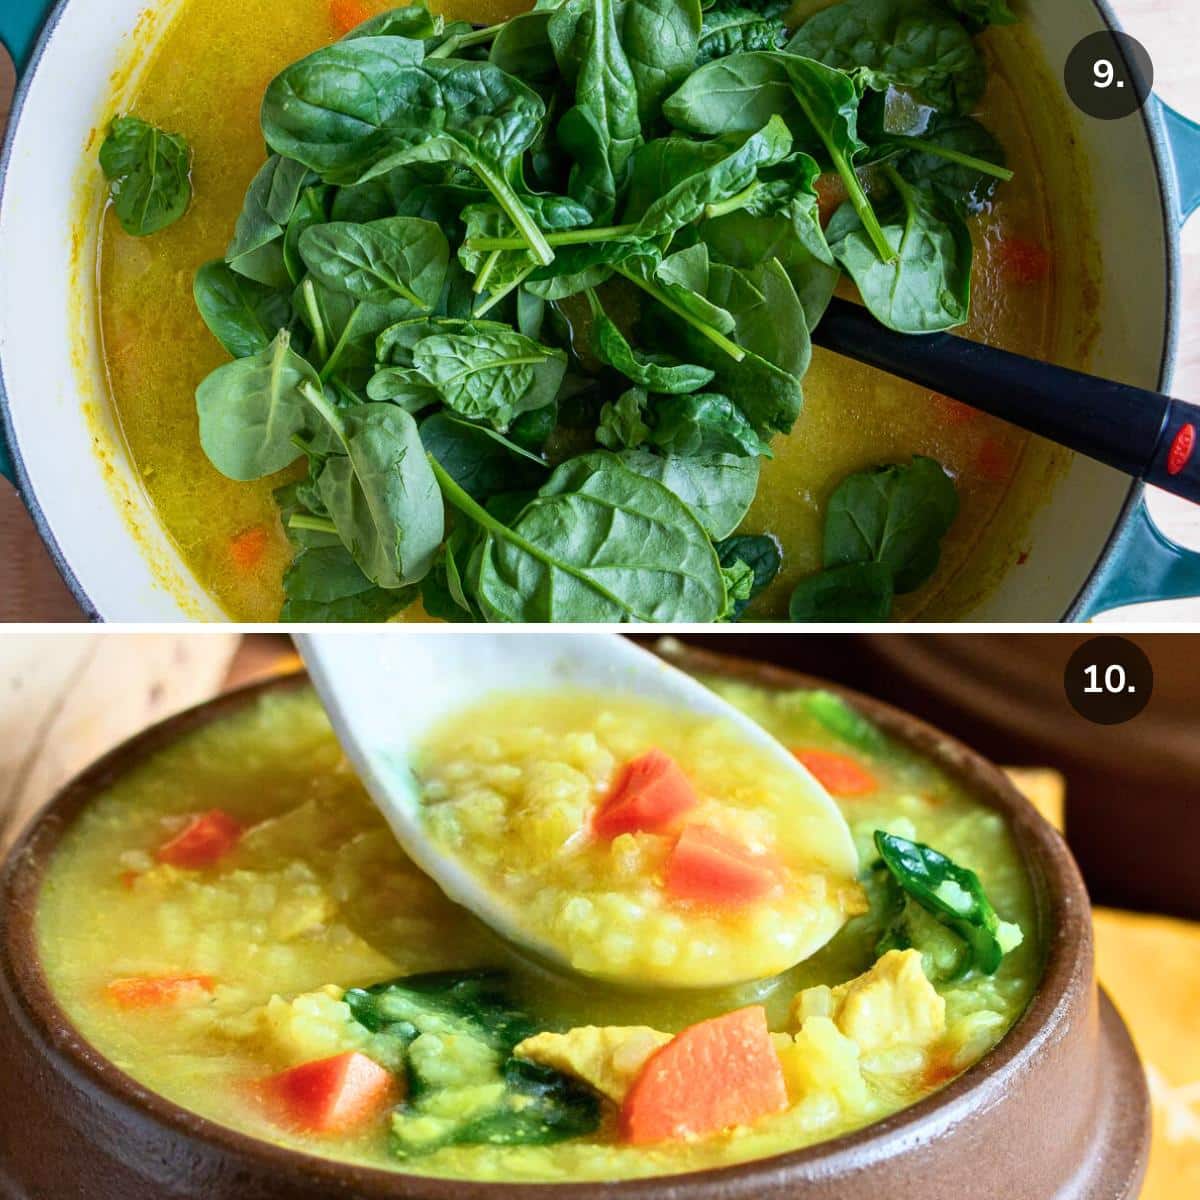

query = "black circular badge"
1064;637;1153;725
1065;32;1154;120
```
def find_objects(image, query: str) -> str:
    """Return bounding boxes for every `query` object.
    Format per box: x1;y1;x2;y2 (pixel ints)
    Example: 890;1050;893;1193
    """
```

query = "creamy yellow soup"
91;0;1091;620
38;678;1040;1181
415;691;863;986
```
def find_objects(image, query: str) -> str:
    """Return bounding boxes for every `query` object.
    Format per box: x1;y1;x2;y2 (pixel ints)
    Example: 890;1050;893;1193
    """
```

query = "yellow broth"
415;691;864;986
38;680;1040;1181
94;2;1081;619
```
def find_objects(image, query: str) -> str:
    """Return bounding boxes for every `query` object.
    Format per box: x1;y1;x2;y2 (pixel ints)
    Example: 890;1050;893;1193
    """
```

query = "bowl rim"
0;0;1182;625
0;650;1095;1197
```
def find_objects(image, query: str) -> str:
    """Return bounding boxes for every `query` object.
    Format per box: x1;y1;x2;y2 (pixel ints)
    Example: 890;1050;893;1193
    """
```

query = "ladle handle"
811;298;1200;507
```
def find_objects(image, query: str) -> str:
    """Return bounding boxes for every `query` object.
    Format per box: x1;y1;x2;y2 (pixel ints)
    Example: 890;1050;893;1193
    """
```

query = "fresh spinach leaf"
596;387;651;450
490;10;560;82
434;451;727;621
365;366;442;409
823;454;959;591
340;3;441;42
715;532;782;618
420;410;548;500
870;111;1010;215
99;115;192;237
697;3;788;66
298;217;449;313
281;544;417;621
786;0;986;116
941;0;1016;32
656;257;808;436
662;50;894;262
698;197;839;329
618;446;759;539
226;155;312;287
621;116;793;237
650;392;770;457
622;0;704;123
261;43;554;264
587;289;714;392
304;388;445;587
552;0;644;223
196;330;321;480
827;166;972;333
874;831;1022;976
193;260;291;359
411;326;567;429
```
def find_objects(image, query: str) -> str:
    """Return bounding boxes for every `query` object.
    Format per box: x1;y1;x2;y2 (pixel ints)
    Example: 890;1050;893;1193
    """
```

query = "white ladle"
295;631;859;987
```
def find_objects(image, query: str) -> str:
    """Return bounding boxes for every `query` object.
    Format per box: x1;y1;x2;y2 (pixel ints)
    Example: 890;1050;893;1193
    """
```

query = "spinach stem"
427;21;503;59
319;303;362;382
831;146;896;263
474;263;537;318
614;266;746;363
429;455;633;614
289;514;339;535
473;249;502;295
891;137;1014;182
300;279;328;363
472;162;555;266
299;381;347;449
703;182;760;221
467;223;638;252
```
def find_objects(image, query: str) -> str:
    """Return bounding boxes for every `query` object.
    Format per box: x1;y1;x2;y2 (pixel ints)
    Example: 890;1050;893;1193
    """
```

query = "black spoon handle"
811;297;1200;505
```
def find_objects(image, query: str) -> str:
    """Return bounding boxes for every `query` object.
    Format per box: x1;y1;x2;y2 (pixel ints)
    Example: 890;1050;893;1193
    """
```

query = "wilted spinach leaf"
789;561;895;621
99;115;192;237
193;261;291;359
281;544;417;622
715;532;782;619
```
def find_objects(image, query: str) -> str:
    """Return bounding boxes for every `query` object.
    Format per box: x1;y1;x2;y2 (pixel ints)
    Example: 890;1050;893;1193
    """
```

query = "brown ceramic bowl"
0;648;1149;1200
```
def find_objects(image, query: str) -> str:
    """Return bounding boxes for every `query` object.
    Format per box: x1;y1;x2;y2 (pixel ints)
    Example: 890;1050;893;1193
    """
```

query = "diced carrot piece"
156;810;242;869
328;0;372;36
263;1052;396;1134
620;1007;788;1144
929;392;979;425
663;825;779;905
814;173;847;226
998;237;1051;285
975;435;1014;483
793;749;877;797
119;869;139;890
594;749;699;839
230;525;269;570
106;974;216;1009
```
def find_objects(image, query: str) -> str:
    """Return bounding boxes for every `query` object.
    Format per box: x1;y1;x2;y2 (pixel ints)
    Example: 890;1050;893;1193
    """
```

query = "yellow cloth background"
1005;769;1199;1200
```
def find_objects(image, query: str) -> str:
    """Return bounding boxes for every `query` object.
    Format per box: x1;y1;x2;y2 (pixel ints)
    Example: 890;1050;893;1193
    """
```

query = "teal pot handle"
1080;100;1200;620
0;2;55;480
1078;501;1200;620
1158;98;1200;226
0;0;55;72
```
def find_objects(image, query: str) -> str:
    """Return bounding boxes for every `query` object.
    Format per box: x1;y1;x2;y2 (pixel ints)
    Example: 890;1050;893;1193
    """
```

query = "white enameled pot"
1;0;1199;621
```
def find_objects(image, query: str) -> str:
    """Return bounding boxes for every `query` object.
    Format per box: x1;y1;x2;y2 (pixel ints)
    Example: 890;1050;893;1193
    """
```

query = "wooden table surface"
1;1;1197;623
